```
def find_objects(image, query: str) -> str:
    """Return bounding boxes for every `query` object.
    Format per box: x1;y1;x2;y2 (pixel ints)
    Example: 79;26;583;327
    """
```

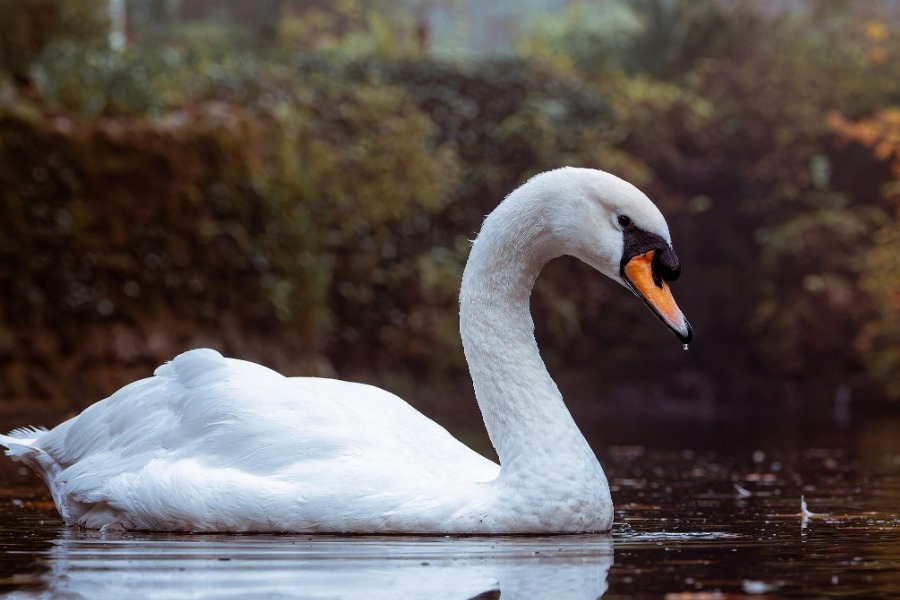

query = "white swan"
1;167;691;534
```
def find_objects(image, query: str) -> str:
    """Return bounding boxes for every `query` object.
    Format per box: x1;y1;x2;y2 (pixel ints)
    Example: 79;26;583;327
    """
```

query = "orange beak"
623;250;692;344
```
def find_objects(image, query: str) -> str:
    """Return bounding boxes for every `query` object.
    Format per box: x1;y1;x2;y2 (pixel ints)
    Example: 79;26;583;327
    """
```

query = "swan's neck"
459;198;600;483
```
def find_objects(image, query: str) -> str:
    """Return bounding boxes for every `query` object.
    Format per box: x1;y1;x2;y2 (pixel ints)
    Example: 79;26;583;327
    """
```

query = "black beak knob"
654;247;681;282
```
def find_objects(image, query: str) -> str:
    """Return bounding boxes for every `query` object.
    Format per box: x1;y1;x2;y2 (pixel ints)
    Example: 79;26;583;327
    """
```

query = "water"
1;406;898;598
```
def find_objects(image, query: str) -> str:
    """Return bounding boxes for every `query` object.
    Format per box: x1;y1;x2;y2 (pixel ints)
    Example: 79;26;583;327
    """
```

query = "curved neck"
459;198;596;478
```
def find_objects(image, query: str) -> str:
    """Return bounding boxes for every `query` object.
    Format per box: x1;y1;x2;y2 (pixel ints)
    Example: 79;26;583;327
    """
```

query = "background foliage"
1;0;899;412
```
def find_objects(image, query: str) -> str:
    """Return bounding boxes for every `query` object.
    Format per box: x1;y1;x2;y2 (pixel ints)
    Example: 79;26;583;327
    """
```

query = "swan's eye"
617;215;633;229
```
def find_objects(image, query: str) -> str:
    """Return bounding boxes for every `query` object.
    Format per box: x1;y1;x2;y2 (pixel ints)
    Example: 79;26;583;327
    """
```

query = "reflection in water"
4;529;613;600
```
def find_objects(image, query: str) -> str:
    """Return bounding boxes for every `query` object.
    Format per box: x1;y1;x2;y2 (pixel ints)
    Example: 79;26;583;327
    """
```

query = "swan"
1;167;691;534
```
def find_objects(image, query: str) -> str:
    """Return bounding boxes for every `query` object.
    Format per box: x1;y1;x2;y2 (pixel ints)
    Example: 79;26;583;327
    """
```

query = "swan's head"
522;167;693;344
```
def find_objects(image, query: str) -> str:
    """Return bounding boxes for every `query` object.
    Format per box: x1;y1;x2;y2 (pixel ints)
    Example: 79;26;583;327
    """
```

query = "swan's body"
2;167;691;533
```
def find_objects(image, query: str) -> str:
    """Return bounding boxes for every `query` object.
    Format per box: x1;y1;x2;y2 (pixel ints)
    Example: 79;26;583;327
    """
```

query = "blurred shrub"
518;1;641;75
369;57;661;369
0;0;109;77
280;77;461;371
858;226;900;398
0;49;459;400
739;21;900;396
827;109;900;184
623;0;764;79
827;108;900;398
28;22;270;118
30;42;170;117
752;206;886;378
520;0;764;82
3;0;900;407
702;13;900;398
370;57;628;206
515;0;900;401
0;41;661;400
284;54;654;373
280;0;424;59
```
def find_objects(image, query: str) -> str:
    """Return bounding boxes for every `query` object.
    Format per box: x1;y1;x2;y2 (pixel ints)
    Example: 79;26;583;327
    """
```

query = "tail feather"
2;426;54;475
2;429;44;463
2;428;71;524
6;425;48;440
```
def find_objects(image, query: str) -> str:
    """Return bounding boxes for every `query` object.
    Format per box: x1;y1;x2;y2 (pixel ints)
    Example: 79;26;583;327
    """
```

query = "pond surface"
1;404;898;598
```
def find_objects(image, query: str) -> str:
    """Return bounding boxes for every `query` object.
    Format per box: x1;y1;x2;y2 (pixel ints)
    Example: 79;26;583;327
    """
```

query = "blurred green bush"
0;0;109;78
1;0;899;407
0;21;461;402
519;0;900;402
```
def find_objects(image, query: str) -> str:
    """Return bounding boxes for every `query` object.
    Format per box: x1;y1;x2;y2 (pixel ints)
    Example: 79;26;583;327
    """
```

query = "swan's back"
6;349;498;532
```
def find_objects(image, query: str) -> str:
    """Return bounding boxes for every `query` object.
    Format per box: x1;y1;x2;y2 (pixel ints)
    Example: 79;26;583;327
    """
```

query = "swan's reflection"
10;531;612;599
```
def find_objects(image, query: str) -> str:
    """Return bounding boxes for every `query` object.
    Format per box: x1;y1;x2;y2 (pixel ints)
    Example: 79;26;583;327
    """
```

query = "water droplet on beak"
682;343;689;351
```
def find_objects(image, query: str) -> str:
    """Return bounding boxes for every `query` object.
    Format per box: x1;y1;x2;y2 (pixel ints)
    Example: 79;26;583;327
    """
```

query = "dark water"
1;405;898;598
